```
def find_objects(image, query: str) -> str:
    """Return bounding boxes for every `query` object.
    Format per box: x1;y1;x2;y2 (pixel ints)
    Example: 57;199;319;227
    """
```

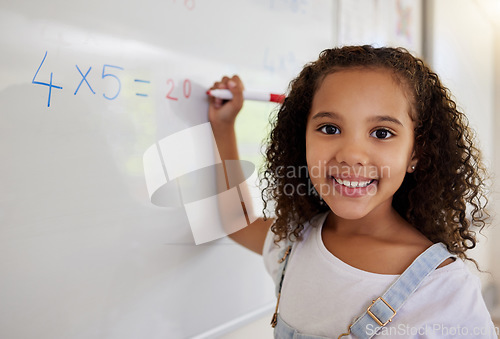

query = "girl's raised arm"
208;75;274;255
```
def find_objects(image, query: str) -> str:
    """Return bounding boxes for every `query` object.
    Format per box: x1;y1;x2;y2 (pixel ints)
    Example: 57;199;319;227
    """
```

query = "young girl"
208;46;497;338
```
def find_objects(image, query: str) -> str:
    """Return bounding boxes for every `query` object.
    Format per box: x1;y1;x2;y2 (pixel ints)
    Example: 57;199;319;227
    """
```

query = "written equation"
32;51;192;107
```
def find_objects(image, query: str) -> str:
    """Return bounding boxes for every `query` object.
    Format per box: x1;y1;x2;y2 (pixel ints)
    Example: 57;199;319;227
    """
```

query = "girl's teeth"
335;178;372;188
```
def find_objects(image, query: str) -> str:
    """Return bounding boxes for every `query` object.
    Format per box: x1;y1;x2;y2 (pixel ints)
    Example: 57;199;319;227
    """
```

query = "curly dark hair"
260;45;488;262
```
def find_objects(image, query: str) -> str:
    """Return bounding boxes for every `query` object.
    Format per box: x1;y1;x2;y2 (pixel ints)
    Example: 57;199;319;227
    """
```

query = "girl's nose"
334;139;370;167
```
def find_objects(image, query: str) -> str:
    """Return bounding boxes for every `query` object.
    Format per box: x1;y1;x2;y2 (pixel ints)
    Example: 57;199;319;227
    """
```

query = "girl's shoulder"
397;260;496;336
424;256;481;291
262;212;327;284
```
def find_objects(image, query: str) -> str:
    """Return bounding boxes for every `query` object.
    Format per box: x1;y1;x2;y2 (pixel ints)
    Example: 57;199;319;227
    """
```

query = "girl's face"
305;68;417;221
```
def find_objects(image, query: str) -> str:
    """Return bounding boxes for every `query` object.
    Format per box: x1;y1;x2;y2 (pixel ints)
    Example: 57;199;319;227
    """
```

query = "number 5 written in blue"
32;51;63;108
102;64;124;100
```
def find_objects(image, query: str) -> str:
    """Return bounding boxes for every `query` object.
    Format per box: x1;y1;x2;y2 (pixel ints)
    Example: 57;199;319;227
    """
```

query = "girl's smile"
331;175;377;197
306;68;418;221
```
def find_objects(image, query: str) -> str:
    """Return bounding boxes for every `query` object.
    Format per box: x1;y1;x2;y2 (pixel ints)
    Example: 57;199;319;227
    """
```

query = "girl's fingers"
209;75;244;122
214;97;223;108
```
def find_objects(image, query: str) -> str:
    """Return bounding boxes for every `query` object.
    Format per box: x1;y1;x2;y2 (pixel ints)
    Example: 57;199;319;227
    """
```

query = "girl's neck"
326;201;408;239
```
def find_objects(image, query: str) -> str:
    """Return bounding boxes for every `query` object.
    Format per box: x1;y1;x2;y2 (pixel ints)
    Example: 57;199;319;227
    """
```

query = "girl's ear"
407;151;418;173
407;161;418;173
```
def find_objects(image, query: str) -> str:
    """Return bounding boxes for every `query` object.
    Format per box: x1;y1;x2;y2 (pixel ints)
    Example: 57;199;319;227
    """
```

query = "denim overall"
271;241;455;339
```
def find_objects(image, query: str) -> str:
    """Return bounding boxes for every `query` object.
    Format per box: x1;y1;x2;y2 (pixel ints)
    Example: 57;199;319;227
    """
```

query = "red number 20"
166;79;191;101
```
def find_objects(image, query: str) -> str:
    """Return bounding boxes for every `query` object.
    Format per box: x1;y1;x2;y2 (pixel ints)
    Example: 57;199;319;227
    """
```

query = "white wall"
492;8;500;321
427;0;496;290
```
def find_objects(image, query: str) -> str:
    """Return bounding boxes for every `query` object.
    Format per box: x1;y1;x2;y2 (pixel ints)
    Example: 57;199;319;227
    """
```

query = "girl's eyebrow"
368;115;404;126
310;111;342;121
311;111;403;127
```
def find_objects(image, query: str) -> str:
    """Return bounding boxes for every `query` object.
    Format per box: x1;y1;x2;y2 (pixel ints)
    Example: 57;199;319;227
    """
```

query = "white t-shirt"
263;212;498;338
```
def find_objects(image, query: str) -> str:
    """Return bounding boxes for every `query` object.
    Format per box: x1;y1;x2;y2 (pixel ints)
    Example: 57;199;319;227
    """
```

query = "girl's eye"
319;125;339;135
371;129;393;139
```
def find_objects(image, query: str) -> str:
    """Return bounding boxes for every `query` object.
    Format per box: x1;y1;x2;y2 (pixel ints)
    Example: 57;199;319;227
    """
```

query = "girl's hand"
208;75;244;127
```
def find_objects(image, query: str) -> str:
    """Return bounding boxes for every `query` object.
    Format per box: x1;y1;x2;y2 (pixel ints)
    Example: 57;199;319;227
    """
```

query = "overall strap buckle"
366;297;397;326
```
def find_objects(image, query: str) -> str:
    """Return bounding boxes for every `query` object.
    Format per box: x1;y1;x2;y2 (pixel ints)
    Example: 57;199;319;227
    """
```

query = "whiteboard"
0;1;334;338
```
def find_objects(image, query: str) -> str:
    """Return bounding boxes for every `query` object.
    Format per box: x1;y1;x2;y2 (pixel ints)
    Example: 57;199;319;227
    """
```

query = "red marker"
207;89;285;103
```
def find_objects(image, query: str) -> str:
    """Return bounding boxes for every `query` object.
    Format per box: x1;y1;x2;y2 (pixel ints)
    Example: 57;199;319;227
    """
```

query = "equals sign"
135;79;151;97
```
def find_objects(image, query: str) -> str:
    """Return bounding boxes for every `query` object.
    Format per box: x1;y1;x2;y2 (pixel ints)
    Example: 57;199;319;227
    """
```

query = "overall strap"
271;238;293;327
347;242;456;339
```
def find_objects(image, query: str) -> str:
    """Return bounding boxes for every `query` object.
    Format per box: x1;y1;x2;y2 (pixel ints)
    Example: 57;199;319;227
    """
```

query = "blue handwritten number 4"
32;51;63;107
